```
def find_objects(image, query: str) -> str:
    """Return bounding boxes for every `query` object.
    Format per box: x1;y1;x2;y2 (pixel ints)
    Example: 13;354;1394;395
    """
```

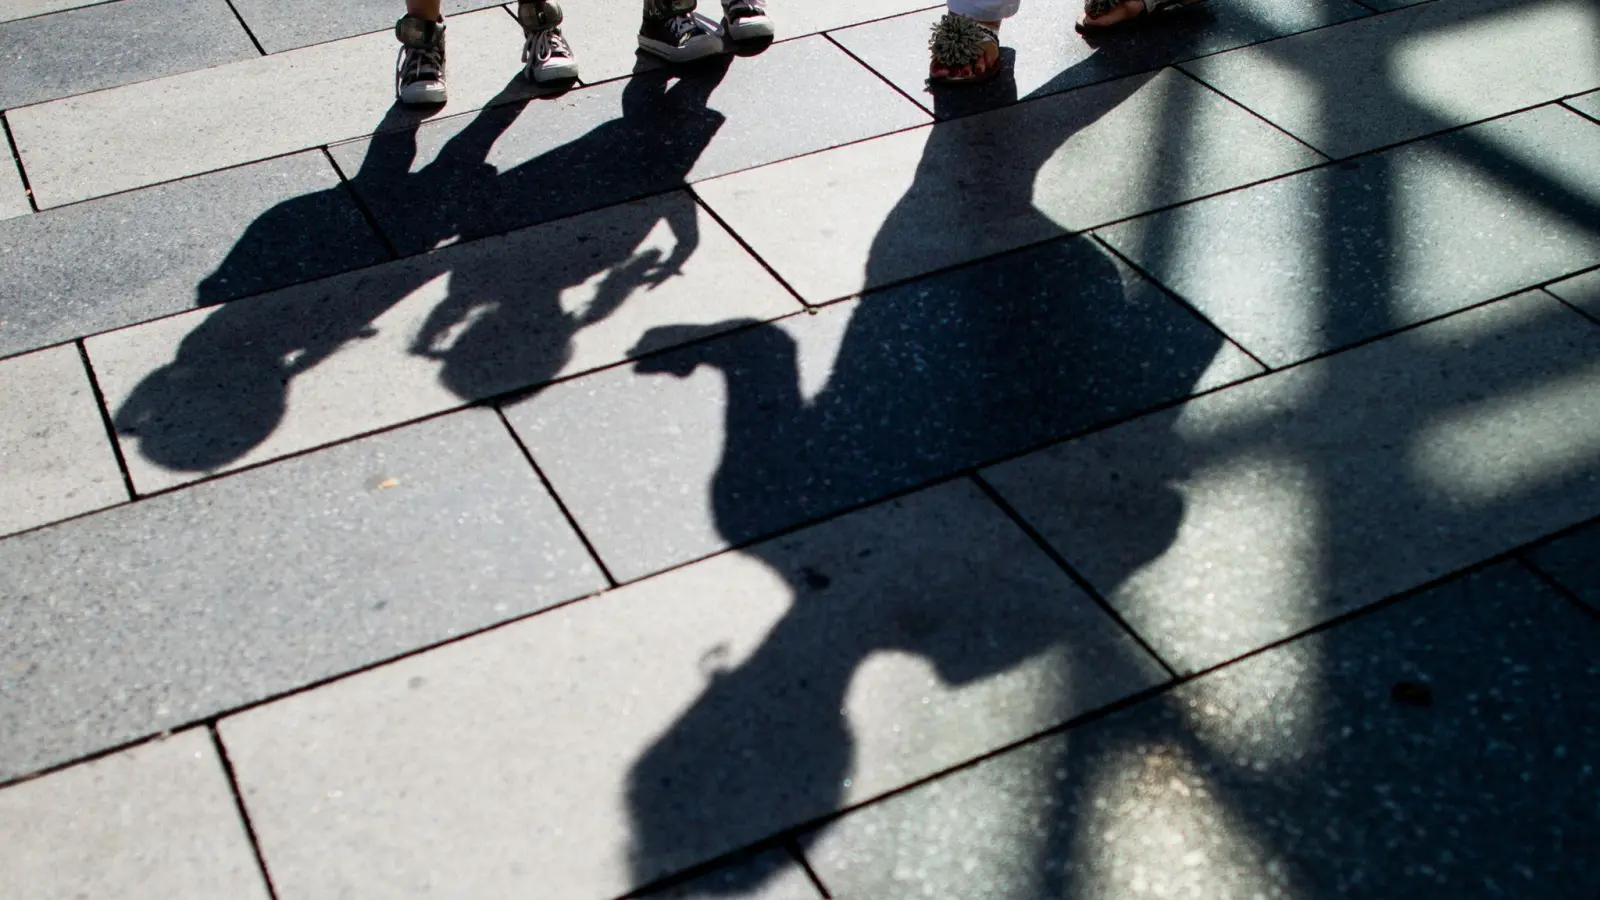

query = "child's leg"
407;0;442;21
396;0;447;105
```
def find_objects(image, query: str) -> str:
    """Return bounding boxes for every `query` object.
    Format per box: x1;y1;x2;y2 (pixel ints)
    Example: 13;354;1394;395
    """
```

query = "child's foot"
1078;0;1147;29
519;0;580;82
395;15;447;105
639;0;722;63
721;0;774;41
927;13;1001;85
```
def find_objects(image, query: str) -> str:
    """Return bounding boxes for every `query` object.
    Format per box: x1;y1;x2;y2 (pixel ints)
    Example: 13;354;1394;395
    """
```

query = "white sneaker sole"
724;15;774;40
530;57;580;82
398;80;448;105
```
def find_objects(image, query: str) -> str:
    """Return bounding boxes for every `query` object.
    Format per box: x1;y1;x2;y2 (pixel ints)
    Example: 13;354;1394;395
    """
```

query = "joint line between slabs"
494;406;620;588
322;146;401;260
1515;555;1600;621
1;110;39;213
208;724;284;900
787;837;835;898
820;30;936;123
969;471;1183;681
687;185;809;307
76;339;139;501
220;0;269;56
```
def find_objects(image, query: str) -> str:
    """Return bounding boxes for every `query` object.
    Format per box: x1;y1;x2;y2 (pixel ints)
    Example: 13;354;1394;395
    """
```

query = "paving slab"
983;292;1600;673
1547;268;1600;320
1525;521;1600;613
0;408;604;782
1183;0;1600;158
0;344;126;537
1099;105;1600;366
805;562;1600;900
1570;88;1600;121
0;0;103;23
219;480;1167;900
0;150;386;361
0;0;257;110
694;68;1320;304
831;0;1368;119
0;729;272;900
231;0;503;53
90;191;796;493
506;235;1262;581
0;147;26;220
641;851;822;900
7;7;527;208
331;35;929;255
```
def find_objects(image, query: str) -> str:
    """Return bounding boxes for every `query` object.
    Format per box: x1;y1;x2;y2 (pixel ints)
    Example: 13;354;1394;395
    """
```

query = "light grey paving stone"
640;850;822;900
983;292;1600;673
0;0;256;110
1099;105;1600;366
507;235;1262;581
0;150;386;361
1183;0;1600;158
1548;268;1600;320
0;408;605;782
1570;89;1600;122
831;0;1368;119
0;344;126;537
0;729;272;900
0;0;104;23
0;148;26;220
806;563;1600;900
91;191;796;493
219;481;1168;900
695;68;1319;304
331;35;930;254
1526;521;1600;613
7;8;526;208
231;0;502;53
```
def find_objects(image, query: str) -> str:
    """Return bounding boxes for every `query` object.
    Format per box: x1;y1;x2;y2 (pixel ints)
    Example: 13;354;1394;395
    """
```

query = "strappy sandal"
1076;0;1207;33
928;13;1003;86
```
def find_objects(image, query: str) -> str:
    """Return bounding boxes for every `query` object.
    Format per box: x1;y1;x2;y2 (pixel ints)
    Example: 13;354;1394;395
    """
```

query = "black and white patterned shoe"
639;0;722;63
721;0;774;41
395;15;447;105
518;0;580;82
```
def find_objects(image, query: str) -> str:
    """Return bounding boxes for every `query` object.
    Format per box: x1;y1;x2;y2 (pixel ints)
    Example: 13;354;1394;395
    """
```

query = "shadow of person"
622;50;1225;896
113;64;731;475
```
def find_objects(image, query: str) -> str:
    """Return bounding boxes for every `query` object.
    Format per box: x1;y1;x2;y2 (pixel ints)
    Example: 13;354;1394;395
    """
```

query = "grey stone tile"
0;408;604;782
0;0;257;110
506;235;1262;581
0;151;386;361
90;191;796;493
0;729;272;900
983;292;1600;673
695;68;1319;304
331;35;929;255
231;0;502;53
0;0;103;23
0;344;126;537
639;850;822;899
1526;521;1600;613
1570;89;1600;122
1099;105;1600;366
806;563;1600;900
0;149;26;220
1183;0;1600;158
1547;268;1600;320
219;480;1167;900
831;0;1368;119
7;8;527;208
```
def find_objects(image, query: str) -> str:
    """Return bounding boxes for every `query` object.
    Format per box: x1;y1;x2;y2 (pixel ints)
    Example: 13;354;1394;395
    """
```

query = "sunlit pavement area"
1;0;1598;896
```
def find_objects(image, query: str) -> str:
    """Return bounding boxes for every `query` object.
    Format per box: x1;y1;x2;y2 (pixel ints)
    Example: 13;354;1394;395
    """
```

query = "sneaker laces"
523;25;572;64
663;11;709;43
395;42;443;88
